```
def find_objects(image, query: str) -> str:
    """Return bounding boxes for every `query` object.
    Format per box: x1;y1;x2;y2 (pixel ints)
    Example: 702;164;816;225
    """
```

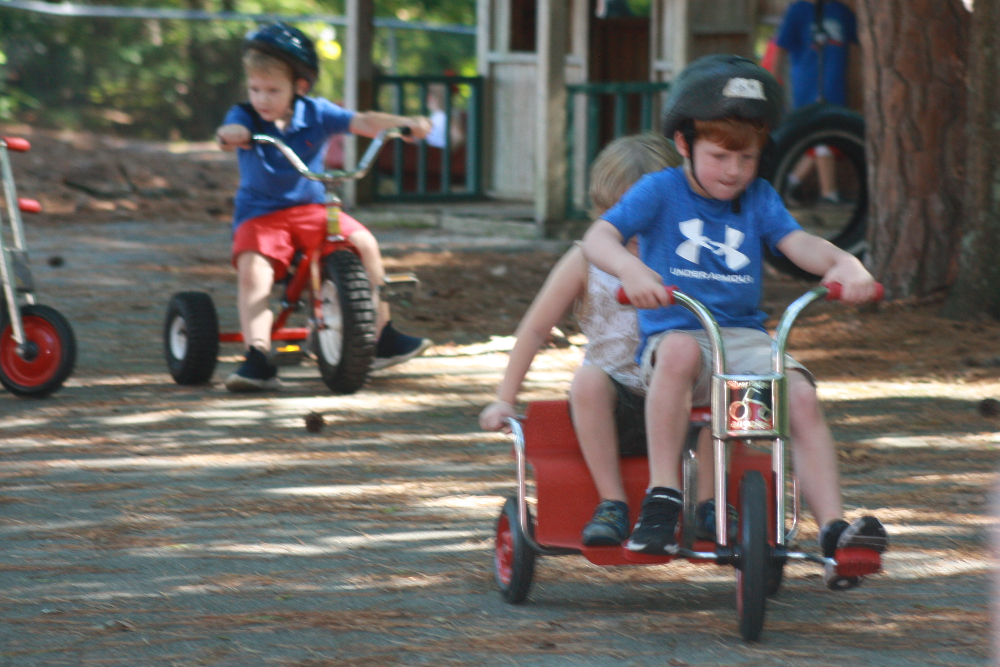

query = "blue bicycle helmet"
245;22;319;87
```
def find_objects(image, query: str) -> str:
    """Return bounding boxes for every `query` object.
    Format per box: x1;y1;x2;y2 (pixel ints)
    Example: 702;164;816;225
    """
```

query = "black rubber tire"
760;103;868;279
767;560;785;598
313;250;377;394
0;303;76;397
494;497;537;604
164;291;219;385
736;471;768;642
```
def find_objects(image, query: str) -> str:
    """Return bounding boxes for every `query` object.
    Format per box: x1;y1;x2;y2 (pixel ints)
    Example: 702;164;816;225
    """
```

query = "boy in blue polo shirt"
216;22;433;391
583;55;887;589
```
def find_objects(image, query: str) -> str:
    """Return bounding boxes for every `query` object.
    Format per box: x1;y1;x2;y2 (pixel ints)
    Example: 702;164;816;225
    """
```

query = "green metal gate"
374;74;483;201
565;80;671;218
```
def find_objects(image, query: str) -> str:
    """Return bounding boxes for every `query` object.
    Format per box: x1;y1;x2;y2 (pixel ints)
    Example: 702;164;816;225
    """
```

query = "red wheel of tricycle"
735;470;768;642
0;304;76;397
494;497;536;604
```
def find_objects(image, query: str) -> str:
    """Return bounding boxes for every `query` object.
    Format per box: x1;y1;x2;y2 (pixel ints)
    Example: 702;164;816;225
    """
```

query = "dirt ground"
0;127;998;665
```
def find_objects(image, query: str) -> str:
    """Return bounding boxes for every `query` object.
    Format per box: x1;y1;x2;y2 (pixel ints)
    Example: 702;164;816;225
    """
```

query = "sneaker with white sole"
371;321;432;371
626;487;682;554
820;516;888;590
225;347;281;392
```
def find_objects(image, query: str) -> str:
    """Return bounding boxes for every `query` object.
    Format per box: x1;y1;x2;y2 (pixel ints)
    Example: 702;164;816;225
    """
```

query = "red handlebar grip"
2;137;30;152
823;282;884;302
616;285;678;307
18;198;41;214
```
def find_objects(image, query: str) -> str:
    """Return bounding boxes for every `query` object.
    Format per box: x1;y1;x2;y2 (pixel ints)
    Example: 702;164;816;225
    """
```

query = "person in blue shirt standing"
770;0;858;205
216;23;433;391
583;54;888;589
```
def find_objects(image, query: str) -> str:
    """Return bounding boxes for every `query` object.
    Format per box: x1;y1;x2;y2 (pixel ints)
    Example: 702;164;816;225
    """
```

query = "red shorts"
232;204;368;280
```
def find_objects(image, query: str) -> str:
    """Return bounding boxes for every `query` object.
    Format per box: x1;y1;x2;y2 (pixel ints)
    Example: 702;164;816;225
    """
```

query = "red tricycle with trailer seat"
0;136;76;397
493;282;883;642
163;128;417;394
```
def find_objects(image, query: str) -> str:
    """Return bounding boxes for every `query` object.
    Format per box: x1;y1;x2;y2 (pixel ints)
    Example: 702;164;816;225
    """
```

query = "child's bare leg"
646;333;703;489
346;228;388;336
236;251;275;352
694;427;714;502
787;370;843;527
570;365;626;503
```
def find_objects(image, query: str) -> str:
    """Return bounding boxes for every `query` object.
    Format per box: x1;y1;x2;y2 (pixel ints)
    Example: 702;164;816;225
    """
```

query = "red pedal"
834;547;882;578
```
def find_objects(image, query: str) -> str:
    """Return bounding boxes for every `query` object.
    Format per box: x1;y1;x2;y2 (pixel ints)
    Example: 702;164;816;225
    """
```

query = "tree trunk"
942;0;1000;320
855;0;969;300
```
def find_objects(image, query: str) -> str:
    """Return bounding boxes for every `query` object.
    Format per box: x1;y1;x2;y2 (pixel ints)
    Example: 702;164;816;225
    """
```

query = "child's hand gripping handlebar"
616;282;884;307
251;127;412;184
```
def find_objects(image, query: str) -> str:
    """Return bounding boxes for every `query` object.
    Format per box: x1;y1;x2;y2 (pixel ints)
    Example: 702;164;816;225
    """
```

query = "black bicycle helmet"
662;54;783;212
245;22;319;87
662;54;784;138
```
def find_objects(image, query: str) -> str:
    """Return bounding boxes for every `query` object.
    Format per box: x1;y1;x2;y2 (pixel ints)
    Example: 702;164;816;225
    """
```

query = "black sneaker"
371;321;432;371
626;487;682;554
820;516;889;558
581;500;630;546
225;347;281;392
694;499;738;543
820;516;889;591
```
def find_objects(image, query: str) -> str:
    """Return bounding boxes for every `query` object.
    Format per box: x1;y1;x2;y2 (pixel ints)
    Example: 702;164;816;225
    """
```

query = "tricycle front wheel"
495;496;537;604
0;303;76;397
313;250;376;394
736;471;768;642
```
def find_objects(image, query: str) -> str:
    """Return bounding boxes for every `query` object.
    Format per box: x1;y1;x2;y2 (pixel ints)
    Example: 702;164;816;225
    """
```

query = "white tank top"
577;262;643;392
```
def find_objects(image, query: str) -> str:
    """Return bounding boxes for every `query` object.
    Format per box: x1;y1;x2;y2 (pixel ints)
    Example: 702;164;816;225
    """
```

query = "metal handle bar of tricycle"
771;281;883;374
1;137;30;152
251;127;411;184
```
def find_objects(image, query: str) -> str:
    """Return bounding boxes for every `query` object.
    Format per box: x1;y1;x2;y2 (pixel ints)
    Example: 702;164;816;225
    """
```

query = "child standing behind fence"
216;22;433;391
480;134;714;547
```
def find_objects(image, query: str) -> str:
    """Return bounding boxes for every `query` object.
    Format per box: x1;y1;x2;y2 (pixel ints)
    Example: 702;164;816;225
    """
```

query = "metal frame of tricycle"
0;137;41;352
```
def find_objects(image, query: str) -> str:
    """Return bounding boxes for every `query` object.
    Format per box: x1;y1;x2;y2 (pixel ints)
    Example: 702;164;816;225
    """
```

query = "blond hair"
589;133;682;218
242;48;295;82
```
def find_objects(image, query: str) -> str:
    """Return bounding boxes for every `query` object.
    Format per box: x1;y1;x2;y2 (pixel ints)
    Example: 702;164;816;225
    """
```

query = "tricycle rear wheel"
495;497;536;604
313;250;376;394
736;471;768;642
0;303;76;397
164;291;219;385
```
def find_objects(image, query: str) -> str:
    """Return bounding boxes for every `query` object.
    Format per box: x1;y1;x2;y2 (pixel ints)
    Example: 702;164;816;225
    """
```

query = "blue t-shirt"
775;0;857;108
601;167;802;357
224;96;355;229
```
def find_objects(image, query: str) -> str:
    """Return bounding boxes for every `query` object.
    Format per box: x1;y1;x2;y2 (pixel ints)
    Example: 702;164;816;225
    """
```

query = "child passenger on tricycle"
216;22;432;392
582;54;888;588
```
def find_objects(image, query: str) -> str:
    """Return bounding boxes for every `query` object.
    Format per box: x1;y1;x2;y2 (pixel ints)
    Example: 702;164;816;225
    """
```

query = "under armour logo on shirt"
722;77;766;101
676;219;750;271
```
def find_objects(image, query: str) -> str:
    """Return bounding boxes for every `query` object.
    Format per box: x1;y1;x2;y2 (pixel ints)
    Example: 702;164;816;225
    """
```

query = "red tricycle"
163;129;417;394
0;136;76;397
493;283;883;642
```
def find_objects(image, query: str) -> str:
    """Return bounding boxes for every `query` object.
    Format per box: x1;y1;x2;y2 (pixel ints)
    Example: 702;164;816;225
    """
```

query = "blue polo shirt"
223;96;355;229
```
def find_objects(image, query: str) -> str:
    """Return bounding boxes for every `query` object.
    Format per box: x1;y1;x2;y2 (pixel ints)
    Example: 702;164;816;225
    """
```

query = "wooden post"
534;0;568;231
343;0;375;208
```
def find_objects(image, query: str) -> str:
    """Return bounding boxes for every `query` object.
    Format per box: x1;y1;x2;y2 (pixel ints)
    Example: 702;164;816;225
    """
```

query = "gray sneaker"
581;500;630;546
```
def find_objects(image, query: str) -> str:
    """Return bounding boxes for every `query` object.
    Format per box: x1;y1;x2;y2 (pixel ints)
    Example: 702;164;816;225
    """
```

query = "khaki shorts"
639;327;813;407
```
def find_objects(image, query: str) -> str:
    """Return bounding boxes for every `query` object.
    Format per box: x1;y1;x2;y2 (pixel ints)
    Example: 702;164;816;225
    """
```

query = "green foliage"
0;0;475;140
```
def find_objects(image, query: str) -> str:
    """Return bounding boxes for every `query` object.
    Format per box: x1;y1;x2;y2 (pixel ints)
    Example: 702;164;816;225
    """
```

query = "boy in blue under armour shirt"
216;23;433;391
582;54;887;589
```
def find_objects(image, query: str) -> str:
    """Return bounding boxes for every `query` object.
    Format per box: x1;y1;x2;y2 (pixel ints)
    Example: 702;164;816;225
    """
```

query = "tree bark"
856;0;969;300
942;0;1000;320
